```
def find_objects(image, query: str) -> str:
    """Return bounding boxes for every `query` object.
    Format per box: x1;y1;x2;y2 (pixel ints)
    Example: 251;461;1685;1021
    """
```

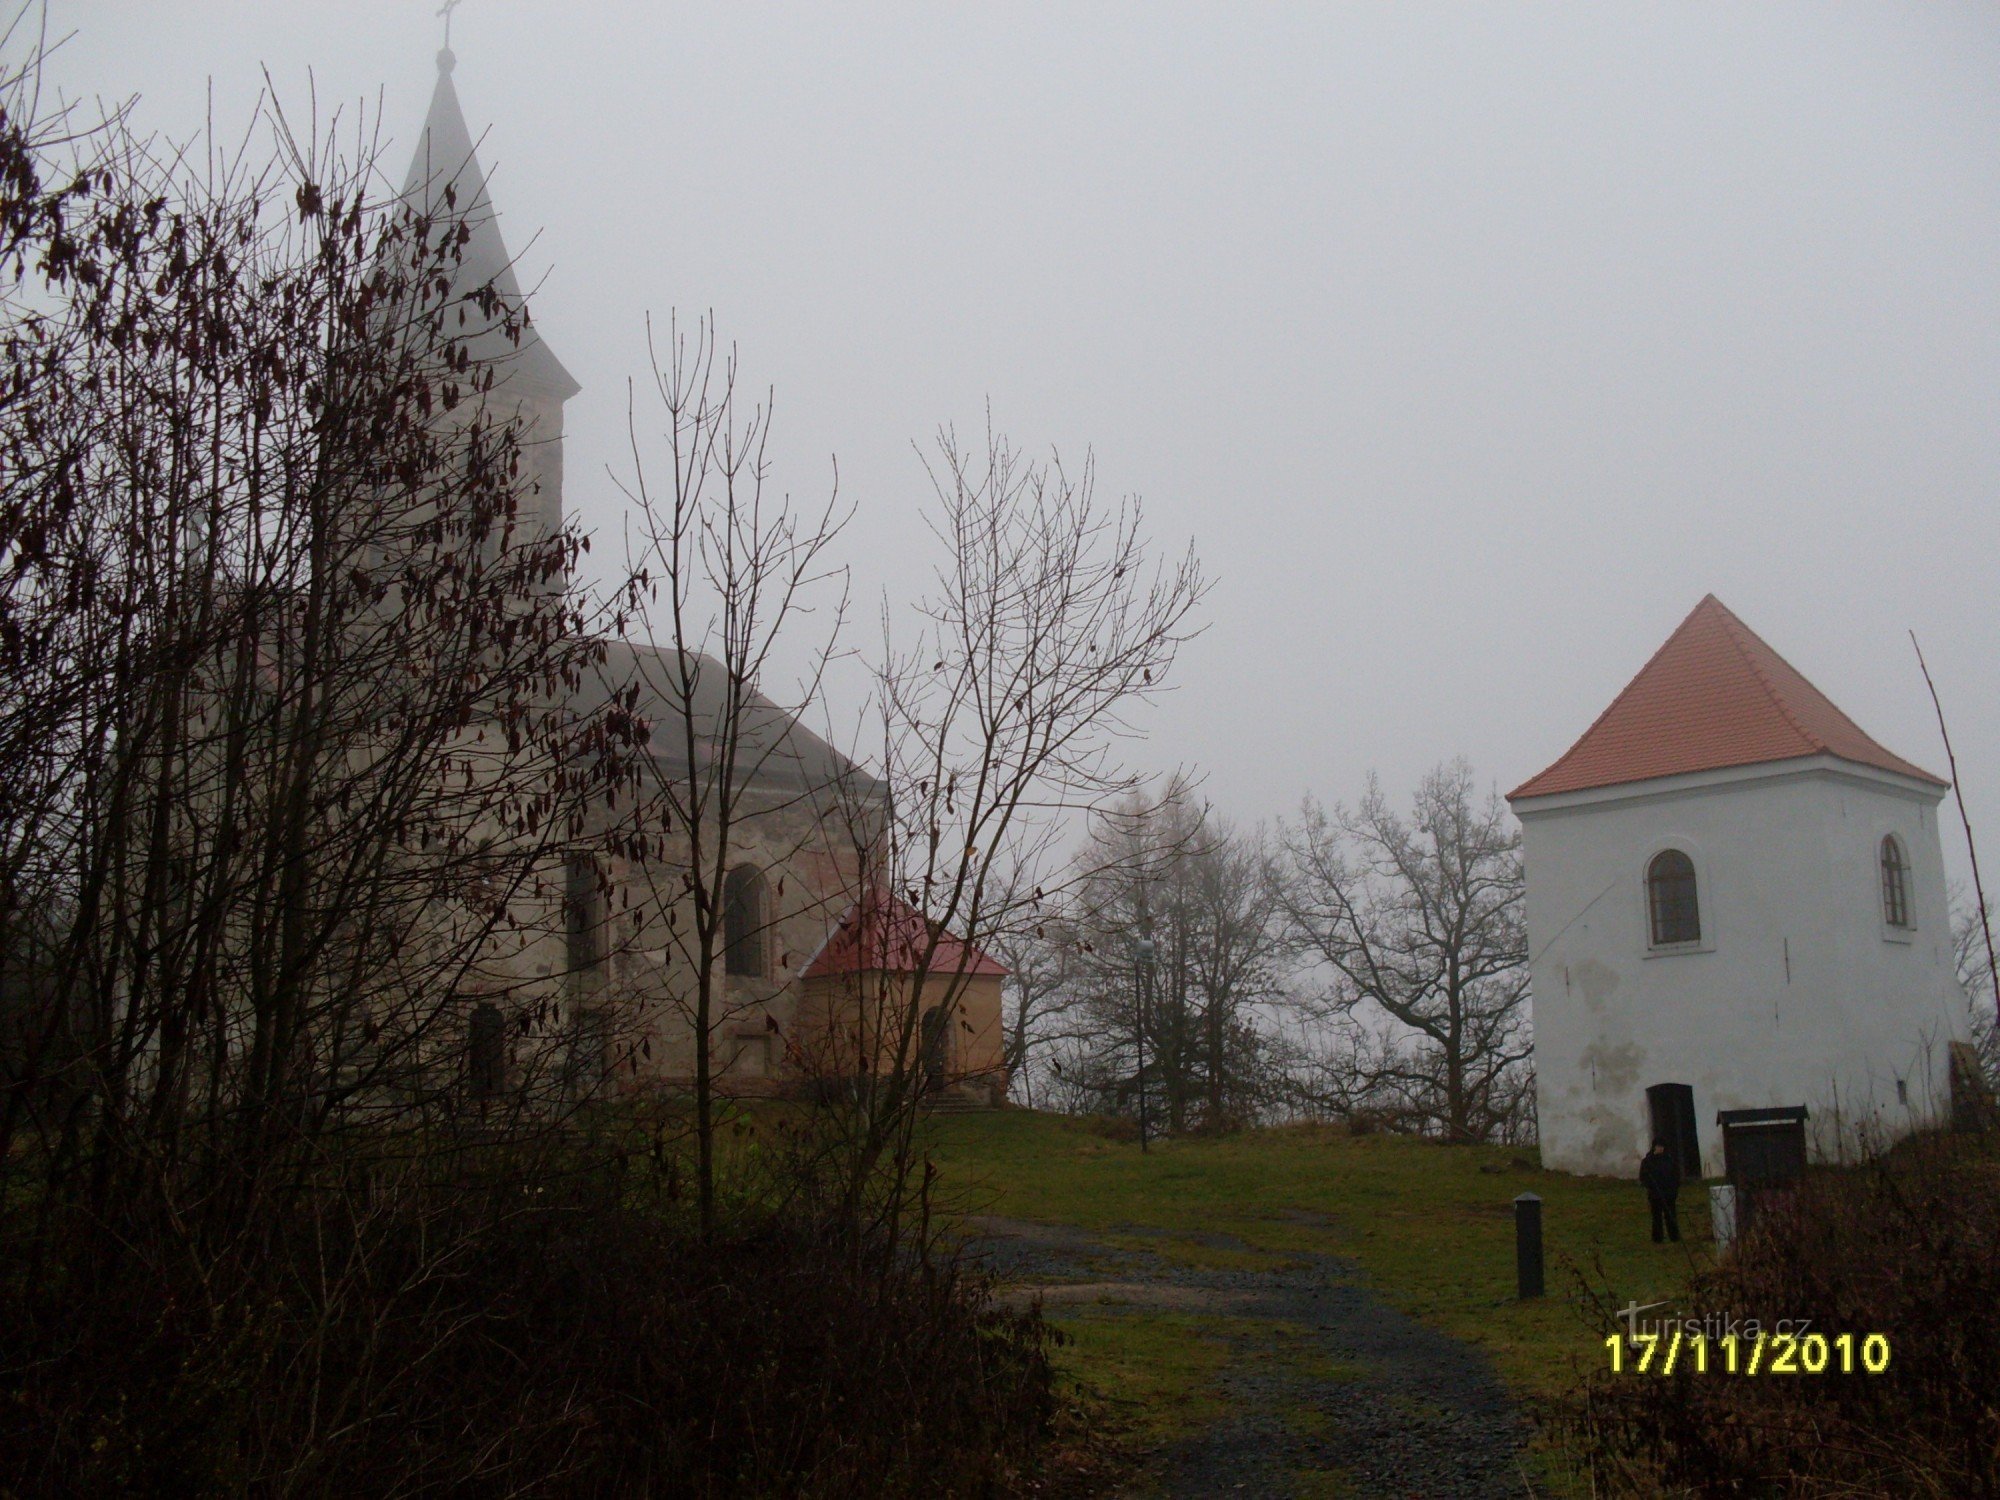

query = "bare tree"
978;859;1085;1109
0;49;673;1489
608;312;855;1239
1046;786;1291;1132
1274;760;1531;1143
1955;896;2000;1092
1181;815;1291;1128
824;421;1205;1224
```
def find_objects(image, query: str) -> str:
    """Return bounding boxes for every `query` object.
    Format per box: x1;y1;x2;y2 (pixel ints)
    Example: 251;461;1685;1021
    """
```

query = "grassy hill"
926;1110;1709;1402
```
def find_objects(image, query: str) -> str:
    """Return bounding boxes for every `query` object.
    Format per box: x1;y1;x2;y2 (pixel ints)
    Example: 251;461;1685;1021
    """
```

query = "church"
1509;595;1972;1178
402;47;1009;1108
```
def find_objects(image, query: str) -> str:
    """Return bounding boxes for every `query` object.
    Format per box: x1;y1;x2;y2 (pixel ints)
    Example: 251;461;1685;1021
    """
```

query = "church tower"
400;44;580;561
1509;597;1971;1177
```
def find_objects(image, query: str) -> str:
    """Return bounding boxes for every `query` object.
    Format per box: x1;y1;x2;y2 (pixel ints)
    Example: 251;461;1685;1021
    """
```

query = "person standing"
1640;1140;1682;1243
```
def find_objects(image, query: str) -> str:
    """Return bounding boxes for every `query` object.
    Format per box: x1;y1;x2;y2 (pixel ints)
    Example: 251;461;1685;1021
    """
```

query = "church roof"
399;48;578;400
800;894;1008;980
571;640;878;797
1508;595;1946;801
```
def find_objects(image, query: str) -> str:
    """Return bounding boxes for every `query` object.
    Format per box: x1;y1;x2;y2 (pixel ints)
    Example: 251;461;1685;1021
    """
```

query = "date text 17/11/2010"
1606;1331;1890;1376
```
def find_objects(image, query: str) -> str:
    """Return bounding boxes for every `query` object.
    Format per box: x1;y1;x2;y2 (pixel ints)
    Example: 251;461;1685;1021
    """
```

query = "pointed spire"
400;45;579;400
1509;596;1945;800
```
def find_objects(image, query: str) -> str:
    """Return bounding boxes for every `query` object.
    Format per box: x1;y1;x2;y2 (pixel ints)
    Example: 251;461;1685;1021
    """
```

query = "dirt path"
969;1216;1529;1499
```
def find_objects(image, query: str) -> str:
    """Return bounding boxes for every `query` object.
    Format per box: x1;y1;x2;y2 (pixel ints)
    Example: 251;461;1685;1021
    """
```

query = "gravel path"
969;1216;1529;1499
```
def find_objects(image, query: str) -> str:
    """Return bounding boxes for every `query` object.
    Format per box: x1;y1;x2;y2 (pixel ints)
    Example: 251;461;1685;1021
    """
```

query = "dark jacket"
1639;1150;1681;1201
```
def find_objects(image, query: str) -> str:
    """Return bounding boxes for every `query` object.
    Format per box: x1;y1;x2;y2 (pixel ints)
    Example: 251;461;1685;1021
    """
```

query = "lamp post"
1134;934;1155;1153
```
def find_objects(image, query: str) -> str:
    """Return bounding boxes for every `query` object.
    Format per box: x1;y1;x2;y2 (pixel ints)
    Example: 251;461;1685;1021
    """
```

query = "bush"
1556;1129;2000;1497
1076;1113;1141;1144
0;1153;1057;1498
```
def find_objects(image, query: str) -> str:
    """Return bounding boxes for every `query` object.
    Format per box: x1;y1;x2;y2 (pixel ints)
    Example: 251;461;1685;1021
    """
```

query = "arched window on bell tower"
1880;835;1912;930
1646;849;1701;947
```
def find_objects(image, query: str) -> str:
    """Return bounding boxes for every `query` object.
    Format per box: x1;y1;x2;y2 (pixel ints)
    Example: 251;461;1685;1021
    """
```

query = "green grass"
927;1110;1711;1400
1035;1306;1368;1496
1042;1309;1236;1448
1283;1467;1356;1499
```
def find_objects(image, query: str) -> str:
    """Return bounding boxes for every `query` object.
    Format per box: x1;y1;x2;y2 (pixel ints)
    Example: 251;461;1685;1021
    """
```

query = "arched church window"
1880;836;1912;930
1647;850;1701;947
566;853;603;981
724;864;767;977
468;1001;506;1100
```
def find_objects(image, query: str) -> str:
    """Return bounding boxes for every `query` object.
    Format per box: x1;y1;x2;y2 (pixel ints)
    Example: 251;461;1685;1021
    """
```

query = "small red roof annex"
1508;595;1945;801
800;893;1009;980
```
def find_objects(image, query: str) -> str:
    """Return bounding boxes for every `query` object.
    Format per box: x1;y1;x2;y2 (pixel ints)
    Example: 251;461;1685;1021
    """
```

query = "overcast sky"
39;2;2000;888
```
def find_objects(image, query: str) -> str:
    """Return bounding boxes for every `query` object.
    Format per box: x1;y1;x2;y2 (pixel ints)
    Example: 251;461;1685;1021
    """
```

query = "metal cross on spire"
436;0;465;73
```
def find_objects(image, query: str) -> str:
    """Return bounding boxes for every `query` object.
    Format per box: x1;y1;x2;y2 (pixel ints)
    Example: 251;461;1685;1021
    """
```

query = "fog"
41;2;2000;889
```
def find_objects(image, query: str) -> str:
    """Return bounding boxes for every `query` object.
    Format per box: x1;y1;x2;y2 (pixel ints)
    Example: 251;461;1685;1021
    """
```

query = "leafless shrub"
1554;1128;2000;1497
0;1131;1058;1497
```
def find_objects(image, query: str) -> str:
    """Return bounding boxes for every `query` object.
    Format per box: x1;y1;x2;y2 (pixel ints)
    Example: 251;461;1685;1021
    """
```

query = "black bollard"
1515;1192;1544;1299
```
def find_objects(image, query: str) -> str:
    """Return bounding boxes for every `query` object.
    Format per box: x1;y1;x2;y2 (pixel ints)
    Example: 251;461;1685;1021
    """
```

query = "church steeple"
399;42;577;557
401;44;579;402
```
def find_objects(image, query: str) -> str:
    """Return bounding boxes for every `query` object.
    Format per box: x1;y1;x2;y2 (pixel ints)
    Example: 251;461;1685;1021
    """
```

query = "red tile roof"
799;893;1008;979
1509;595;1946;801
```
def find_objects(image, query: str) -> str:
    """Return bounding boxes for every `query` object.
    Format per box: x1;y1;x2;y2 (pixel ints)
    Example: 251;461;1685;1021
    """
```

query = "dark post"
1514;1192;1544;1299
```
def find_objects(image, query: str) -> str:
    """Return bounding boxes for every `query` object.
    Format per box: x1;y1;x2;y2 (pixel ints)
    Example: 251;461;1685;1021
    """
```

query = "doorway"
920;1005;950;1090
1646;1082;1701;1179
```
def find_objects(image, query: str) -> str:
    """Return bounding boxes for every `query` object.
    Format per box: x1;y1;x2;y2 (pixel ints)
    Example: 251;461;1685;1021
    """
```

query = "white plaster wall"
1519;760;1970;1179
517;392;567;548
